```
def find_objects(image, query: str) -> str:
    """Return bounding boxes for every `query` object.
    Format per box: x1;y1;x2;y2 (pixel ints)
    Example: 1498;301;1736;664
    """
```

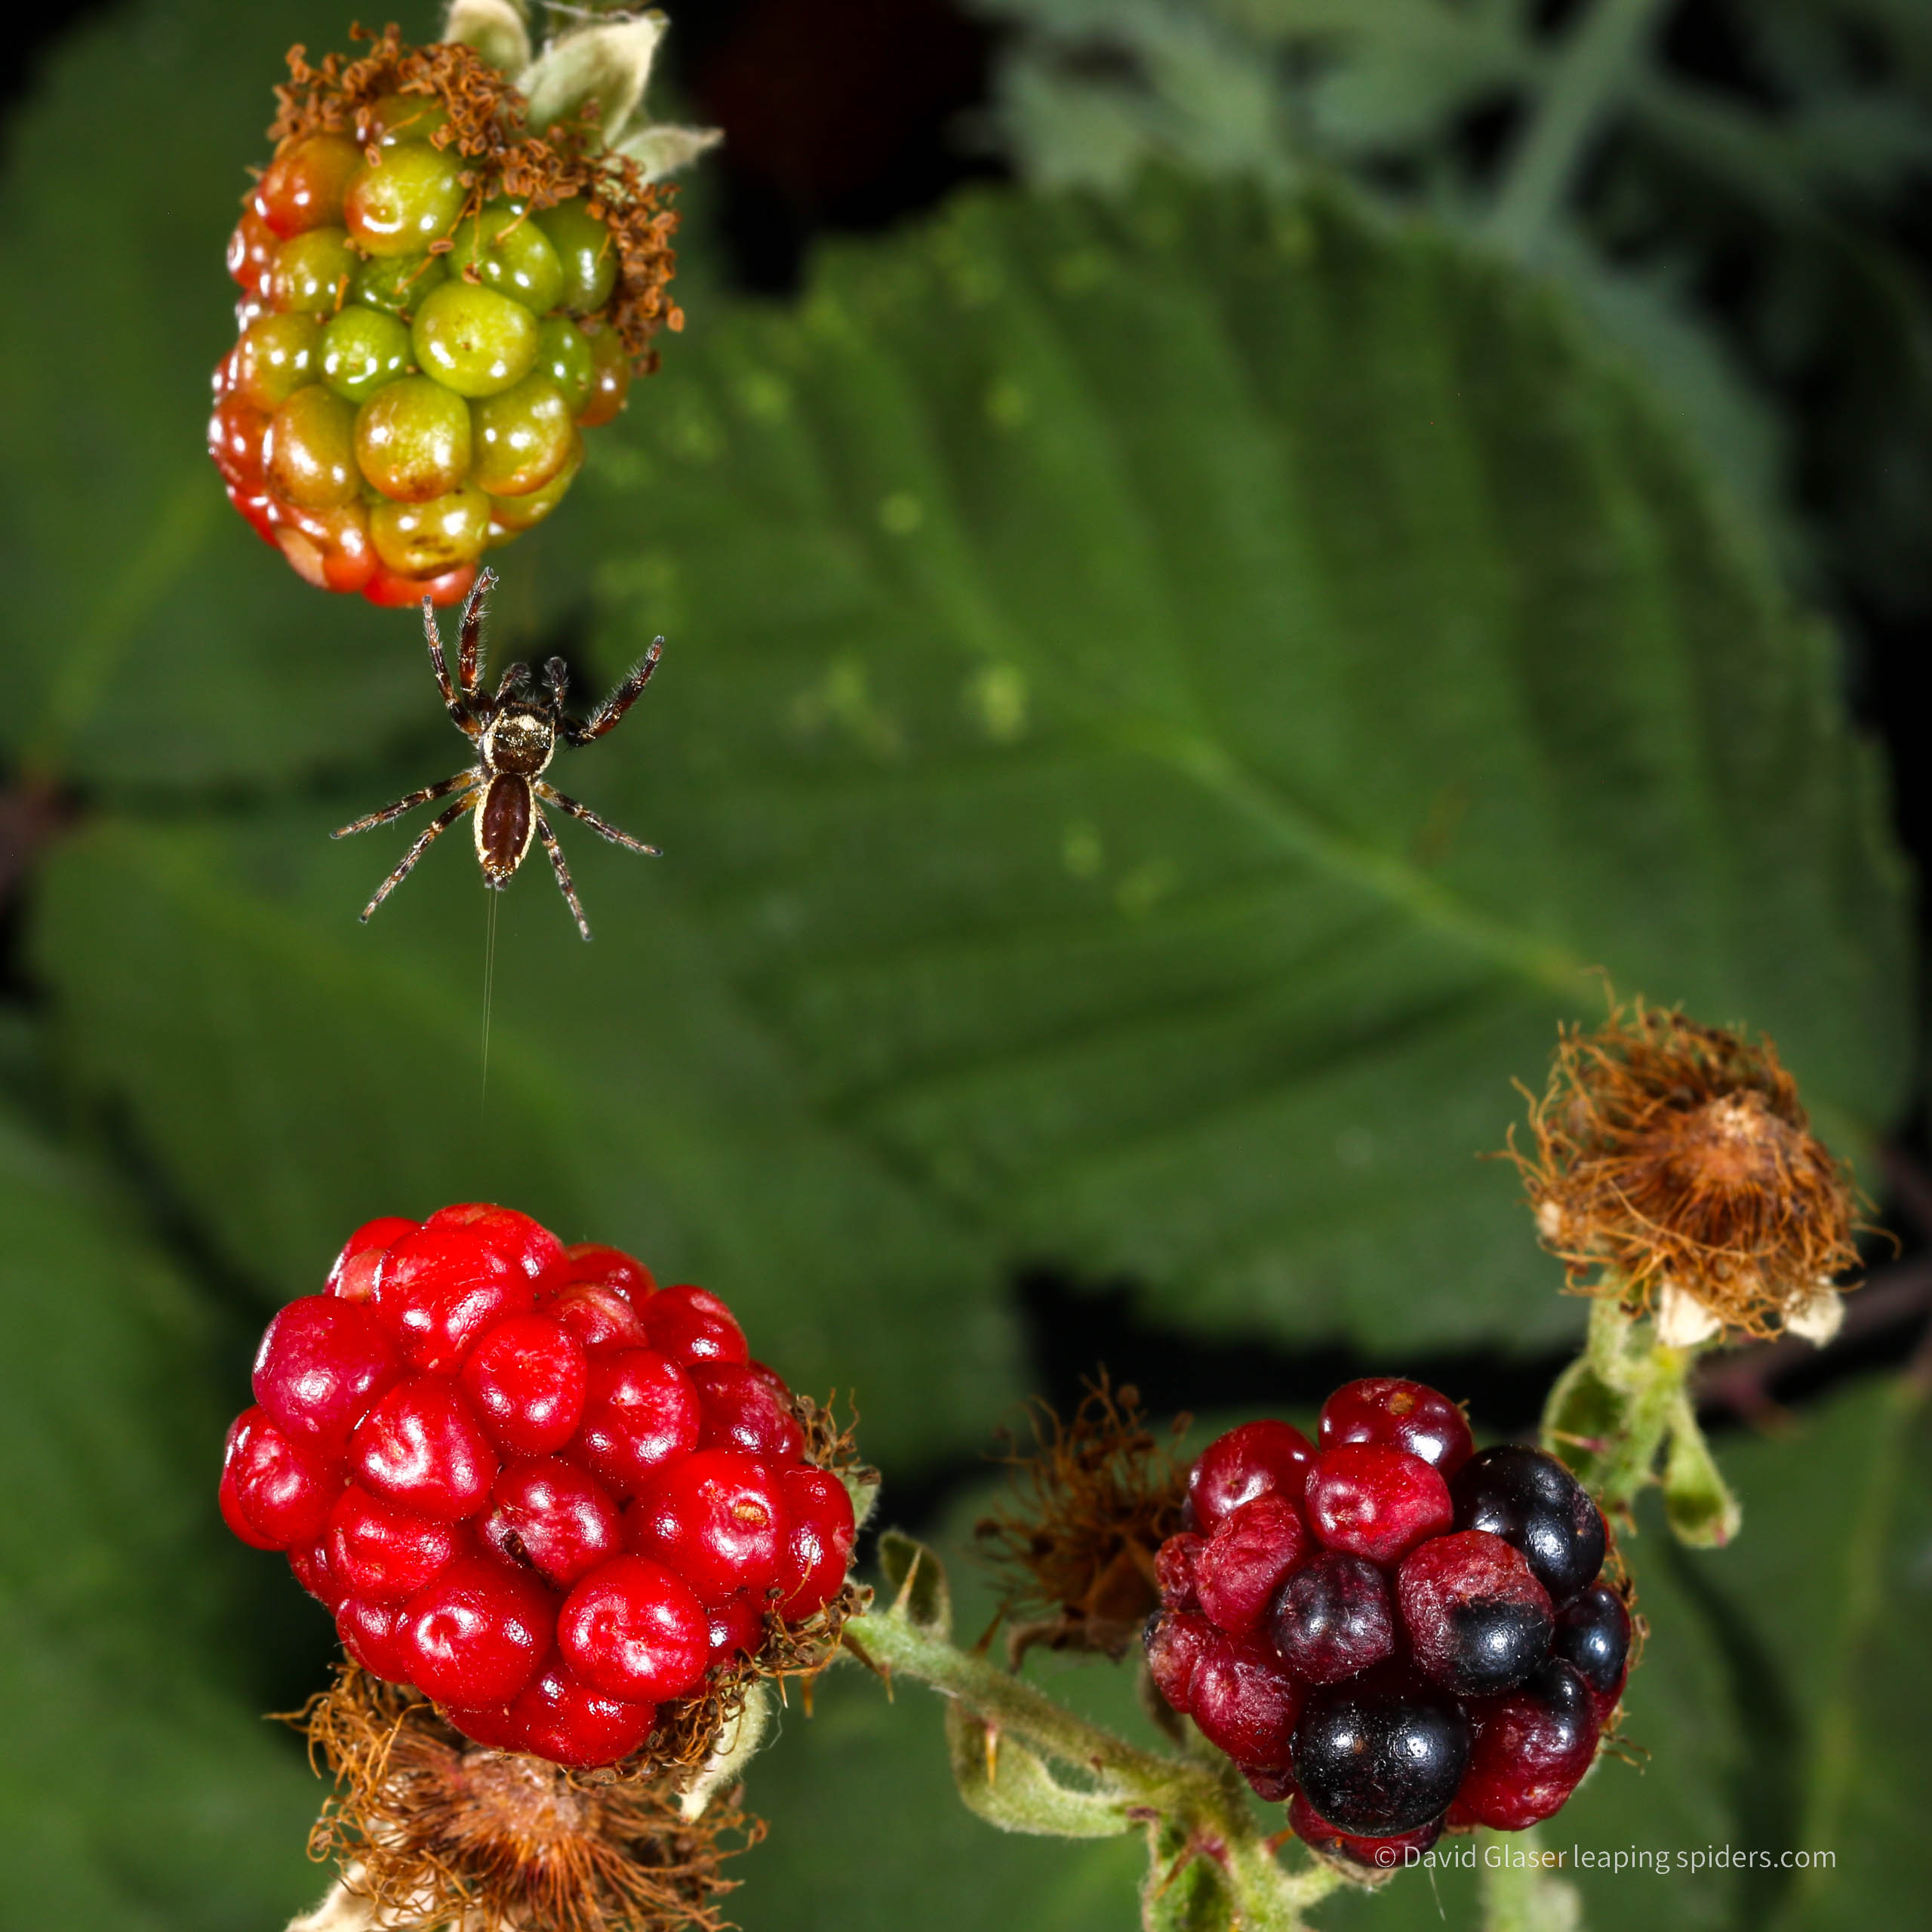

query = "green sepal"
442;0;530;75
943;1703;1134;1838
1140;1816;1235;1932
878;1530;952;1638
1660;1394;1743;1547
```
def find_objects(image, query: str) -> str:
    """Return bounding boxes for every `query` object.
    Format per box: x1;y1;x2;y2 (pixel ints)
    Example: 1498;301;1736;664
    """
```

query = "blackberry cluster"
1145;1381;1629;1869
210;34;677;608
220;1205;856;1771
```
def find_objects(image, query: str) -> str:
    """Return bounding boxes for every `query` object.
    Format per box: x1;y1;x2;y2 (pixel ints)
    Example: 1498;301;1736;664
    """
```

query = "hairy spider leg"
458;566;497;699
561;637;664;746
532;808;592;940
358;795;475;923
332;770;478;840
534;782;660;856
424;599;481;738
492;660;534;710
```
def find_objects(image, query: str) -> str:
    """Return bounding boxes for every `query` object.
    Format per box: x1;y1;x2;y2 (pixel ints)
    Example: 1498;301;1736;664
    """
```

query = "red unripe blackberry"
350;1374;497;1519
1398;1530;1553;1698
1291;1667;1471;1837
1185;1420;1315;1531
543;1281;651;1356
462;1315;588;1457
219;1438;284;1550
558;1555;709;1703
288;1537;348;1610
1189;1631;1302;1772
328;1215;420;1303
1269;1550;1397;1684
269;497;380;593
1304;1444;1453;1564
774;1465;857;1617
1195;1495;1312;1638
362;558;478;609
509;1657;657;1768
228;209;276;294
1287;1792;1443;1872
253;1294;401;1458
336;1595;417;1682
1153;1531;1204;1612
1243;1765;1297;1802
628;1448;787;1604
400;1554;555;1705
1450;1446;1606;1607
1319;1379;1473;1477
1552;1583;1631;1721
693;1361;807;1462
577;318;632;428
640;1284;750;1370
706;1592;764;1666
1454;1659;1599;1829
327;1485;462;1600
254;132;361;237
574;1349;703;1495
441;1700;528;1752
1144;1609;1214;1716
562;1243;657;1303
208;394;268;493
482;1457;624;1589
222;1406;342;1547
375;1204;556;1372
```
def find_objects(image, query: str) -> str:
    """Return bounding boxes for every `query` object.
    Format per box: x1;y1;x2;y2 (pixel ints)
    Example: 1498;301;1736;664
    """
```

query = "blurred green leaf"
29;808;1015;1470
0;0;593;792
570;172;1909;1352
0;1103;321;1929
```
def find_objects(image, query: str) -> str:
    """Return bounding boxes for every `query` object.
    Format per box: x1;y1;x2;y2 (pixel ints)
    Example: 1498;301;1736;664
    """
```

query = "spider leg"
358;795;472;923
534;782;661;857
543;654;571;714
561;637;663;746
532;807;593;940
423;601;479;738
458;566;497;701
332;770;478;840
494;660;534;706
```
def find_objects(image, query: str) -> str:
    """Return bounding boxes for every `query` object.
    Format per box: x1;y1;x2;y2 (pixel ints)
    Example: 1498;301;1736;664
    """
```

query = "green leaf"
879;1530;955;1638
0;0;590;792
0;1103;323;1929
571;171;1910;1350
28;808;1016;1471
945;1703;1134;1837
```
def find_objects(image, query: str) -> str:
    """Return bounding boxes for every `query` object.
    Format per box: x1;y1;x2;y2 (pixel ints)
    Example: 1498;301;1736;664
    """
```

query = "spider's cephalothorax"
334;568;662;939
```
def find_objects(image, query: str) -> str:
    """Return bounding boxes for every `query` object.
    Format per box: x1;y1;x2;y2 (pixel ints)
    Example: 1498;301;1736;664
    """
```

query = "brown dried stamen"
1512;1001;1864;1337
975;1373;1190;1660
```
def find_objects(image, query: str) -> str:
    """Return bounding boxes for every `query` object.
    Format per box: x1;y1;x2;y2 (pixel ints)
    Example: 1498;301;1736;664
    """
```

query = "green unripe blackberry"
320;306;413;401
345;140;466;257
371;484;492;575
536;198;620;315
214;27;690;605
412;281;540;398
448;200;567;314
355;377;473;503
269;228;358;314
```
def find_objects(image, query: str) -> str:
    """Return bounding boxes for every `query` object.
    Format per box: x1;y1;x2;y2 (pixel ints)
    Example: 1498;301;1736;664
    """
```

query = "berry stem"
1475;1824;1584;1930
842;1593;1346;1930
1541;1289;1740;1542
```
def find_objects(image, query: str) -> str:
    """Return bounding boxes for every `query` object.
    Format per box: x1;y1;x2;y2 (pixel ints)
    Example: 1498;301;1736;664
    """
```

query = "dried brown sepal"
267;24;680;364
974;1372;1190;1662
1512;1001;1864;1338
299;1668;761;1932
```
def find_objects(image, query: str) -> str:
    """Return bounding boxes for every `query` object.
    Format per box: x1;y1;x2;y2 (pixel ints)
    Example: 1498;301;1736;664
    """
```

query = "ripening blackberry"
1144;1380;1631;1875
210;23;699;608
223;1206;865;1774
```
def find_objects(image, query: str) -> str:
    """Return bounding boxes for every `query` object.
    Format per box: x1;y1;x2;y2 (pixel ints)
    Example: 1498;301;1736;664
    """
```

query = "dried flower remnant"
975;1374;1190;1660
293;1670;762;1932
1514;1003;1863;1344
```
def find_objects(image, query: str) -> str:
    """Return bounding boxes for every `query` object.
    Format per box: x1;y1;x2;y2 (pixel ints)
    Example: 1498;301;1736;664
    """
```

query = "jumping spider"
334;568;661;940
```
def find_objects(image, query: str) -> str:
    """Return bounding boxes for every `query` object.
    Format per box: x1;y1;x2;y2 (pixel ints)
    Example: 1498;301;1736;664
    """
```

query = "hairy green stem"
1487;0;1669;257
844;1601;1346;1930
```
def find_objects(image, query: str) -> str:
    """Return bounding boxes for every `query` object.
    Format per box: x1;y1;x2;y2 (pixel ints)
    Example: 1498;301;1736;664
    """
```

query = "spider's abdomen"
476;774;534;881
